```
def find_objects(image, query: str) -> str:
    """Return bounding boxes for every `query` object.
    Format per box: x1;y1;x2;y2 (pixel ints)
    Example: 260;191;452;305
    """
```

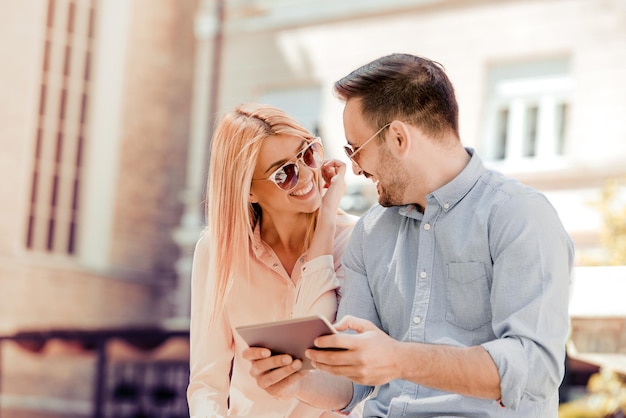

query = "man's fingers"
333;315;377;333
306;346;351;366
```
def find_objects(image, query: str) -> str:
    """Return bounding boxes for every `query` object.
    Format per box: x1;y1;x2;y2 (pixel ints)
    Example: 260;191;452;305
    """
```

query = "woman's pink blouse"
187;212;357;417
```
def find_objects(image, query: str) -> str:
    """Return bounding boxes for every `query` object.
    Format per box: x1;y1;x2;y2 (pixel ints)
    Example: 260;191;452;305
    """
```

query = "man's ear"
386;120;412;158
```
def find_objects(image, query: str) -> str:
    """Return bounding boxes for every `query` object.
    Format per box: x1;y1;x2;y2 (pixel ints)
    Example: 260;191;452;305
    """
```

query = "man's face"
342;99;410;207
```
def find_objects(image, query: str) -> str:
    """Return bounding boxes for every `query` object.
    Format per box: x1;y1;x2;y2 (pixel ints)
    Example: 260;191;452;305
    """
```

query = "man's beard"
377;147;410;207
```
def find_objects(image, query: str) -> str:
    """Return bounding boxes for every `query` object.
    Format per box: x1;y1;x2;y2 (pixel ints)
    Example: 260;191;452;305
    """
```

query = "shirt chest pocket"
445;261;491;331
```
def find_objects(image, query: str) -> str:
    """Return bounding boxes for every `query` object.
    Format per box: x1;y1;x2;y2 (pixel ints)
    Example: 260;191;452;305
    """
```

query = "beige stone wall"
0;0;197;417
0;0;196;332
0;0;46;256
0;0;196;413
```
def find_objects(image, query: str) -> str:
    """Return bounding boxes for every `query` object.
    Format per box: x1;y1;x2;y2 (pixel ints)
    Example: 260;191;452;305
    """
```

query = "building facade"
1;0;197;415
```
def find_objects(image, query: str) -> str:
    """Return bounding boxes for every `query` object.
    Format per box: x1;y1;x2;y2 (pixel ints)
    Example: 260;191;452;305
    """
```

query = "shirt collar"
398;147;484;218
398;204;424;220
250;220;309;261
428;147;484;213
251;221;267;257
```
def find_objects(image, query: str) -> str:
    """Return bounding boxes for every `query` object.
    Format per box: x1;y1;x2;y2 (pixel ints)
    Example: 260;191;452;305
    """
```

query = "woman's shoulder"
193;227;211;251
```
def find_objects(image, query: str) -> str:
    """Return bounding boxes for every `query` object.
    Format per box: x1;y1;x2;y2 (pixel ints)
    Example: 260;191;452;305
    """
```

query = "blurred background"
1;0;625;417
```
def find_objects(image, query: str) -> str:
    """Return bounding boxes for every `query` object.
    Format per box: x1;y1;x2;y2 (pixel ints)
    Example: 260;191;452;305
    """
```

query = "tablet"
236;315;340;370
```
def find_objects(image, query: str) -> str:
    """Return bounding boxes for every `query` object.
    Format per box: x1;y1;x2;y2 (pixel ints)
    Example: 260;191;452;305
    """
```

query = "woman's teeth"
291;181;313;196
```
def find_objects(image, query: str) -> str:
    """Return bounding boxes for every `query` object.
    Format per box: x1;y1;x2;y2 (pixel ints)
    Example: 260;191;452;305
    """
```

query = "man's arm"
399;341;501;400
307;315;501;400
242;346;353;410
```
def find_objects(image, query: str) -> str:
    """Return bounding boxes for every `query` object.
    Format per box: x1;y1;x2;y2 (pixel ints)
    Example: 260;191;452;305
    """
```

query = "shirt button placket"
413;216;433;342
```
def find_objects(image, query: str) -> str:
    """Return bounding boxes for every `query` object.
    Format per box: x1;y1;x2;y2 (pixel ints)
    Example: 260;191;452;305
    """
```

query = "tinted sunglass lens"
302;147;314;167
275;163;298;190
304;143;323;168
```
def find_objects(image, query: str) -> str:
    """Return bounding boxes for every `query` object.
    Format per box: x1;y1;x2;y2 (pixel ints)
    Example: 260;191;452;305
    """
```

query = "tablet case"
236;315;337;370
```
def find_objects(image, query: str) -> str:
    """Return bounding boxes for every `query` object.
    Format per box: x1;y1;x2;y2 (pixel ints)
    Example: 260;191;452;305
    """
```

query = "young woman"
187;103;357;417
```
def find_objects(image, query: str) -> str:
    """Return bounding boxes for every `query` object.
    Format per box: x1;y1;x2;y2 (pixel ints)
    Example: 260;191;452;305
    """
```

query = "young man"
244;53;574;417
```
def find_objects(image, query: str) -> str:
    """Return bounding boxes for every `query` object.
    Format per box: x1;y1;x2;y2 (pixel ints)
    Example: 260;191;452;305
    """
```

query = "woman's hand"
320;159;347;213
308;159;347;259
242;347;305;400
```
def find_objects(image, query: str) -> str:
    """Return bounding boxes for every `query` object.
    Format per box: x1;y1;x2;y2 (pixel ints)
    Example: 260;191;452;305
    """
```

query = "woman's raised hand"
320;159;347;214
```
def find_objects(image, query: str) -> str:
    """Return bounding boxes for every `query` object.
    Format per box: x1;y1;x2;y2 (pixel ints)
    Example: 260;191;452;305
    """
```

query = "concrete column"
505;98;526;161
171;0;221;319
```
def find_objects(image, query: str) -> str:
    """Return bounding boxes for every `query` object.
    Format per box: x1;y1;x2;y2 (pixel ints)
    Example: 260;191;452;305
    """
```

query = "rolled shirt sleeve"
482;192;573;409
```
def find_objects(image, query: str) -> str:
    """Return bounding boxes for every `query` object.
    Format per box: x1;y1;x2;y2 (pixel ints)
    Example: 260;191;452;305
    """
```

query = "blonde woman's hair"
205;103;318;322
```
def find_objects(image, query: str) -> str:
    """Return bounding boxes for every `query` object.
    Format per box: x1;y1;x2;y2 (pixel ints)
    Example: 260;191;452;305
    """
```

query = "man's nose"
350;160;363;176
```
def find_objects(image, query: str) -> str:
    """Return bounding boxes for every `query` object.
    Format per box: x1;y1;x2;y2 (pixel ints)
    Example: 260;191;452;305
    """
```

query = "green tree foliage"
595;178;626;265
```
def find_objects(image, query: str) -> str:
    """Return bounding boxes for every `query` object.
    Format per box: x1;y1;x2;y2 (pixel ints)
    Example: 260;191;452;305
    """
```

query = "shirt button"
272;263;279;268
419;271;427;279
413;316;422;324
443;203;450;209
423;223;431;231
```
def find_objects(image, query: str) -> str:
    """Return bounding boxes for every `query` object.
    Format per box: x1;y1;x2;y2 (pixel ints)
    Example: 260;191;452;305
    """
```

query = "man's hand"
305;315;402;386
242;347;305;400
308;316;502;400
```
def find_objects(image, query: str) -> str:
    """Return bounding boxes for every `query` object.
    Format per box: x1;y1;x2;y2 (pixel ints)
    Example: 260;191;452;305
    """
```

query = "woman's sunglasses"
253;139;324;191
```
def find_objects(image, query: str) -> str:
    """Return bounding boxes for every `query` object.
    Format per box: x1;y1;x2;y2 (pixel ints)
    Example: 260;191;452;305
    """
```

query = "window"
482;59;571;165
26;0;96;254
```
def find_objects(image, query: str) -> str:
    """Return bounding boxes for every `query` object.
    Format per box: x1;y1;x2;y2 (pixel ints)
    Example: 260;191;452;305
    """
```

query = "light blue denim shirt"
338;148;574;418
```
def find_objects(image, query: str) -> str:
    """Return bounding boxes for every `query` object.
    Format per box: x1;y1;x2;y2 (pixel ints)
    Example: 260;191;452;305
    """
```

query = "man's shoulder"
479;168;543;201
355;204;406;231
476;170;562;225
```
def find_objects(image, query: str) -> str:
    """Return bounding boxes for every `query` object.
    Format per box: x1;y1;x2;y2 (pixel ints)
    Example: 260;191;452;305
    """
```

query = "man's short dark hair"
334;53;460;140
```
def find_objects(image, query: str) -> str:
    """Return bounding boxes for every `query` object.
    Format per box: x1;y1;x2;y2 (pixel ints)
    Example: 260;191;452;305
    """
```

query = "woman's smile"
289;179;315;197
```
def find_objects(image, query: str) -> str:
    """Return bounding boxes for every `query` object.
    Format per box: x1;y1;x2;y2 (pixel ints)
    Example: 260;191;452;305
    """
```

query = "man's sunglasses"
253;139;324;191
343;123;390;165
